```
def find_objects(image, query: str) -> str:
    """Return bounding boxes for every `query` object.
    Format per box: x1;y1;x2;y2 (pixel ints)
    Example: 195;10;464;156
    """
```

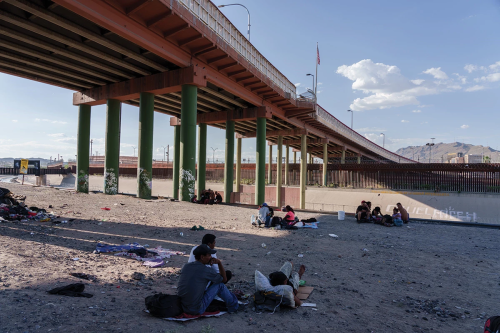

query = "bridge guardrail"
0;168;70;176
178;0;296;100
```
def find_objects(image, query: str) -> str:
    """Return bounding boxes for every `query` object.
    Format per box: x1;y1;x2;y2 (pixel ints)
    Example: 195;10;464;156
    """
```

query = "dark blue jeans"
199;282;238;314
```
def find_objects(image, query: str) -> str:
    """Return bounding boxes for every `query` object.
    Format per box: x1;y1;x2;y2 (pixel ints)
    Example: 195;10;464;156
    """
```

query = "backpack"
145;293;182;318
270;216;282;227
485;316;500;333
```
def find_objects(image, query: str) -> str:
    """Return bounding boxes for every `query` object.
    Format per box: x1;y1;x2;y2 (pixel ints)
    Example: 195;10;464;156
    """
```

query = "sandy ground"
0;183;499;333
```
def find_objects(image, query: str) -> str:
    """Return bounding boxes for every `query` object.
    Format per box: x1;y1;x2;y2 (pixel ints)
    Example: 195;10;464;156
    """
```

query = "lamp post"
306;73;315;97
426;138;435;163
380;133;385;148
347;109;353;129
210;147;218;164
132;146;136;157
161;145;168;162
218;4;251;41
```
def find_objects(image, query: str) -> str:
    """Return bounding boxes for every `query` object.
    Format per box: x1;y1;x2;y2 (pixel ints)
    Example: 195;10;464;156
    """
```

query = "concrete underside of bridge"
0;0;412;208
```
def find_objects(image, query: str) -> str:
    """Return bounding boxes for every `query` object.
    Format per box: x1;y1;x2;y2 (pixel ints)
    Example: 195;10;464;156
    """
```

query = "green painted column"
276;136;283;208
179;85;197;201
255;117;266;205
76;105;91;193
235;137;242;193
300;134;307;209
197;123;207;195
137;92;154;199
268;142;273;184
224;120;235;203
285;144;289;186
104;99;121;195
323;143;328;187
173;125;181;199
357;154;361;164
341;147;346;164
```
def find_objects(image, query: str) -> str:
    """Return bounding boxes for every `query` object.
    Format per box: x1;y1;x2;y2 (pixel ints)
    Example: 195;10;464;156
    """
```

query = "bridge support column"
173;124;180;199
104;99;121;195
179;85;197;201
276;136;283;208
285;144;289;186
341;147;346;164
323;143;328;187
300;134;307;209
224;120;235;203
76;104;91;193
268;142;273;184
235;137;242;193
293;151;297;184
357;154;361;164
255;117;266;205
137;92;154;199
197;123;207;196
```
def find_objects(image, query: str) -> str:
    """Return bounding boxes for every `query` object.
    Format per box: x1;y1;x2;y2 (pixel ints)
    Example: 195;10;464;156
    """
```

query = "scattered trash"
362;248;369;252
301;303;316;307
72;258;80;261
98;222;102;225
266;251;272;255
298;254;304;258
299;280;306;286
329;234;339;238
179;232;184;237
261;243;266;248
100;207;111;211
189;225;205;231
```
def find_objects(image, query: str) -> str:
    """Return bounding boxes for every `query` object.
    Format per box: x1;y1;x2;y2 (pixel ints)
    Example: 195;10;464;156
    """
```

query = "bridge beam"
137;92;154;199
196;106;272;124
73;66;206;106
104;99;121;195
76;104;91;193
237;128;308;139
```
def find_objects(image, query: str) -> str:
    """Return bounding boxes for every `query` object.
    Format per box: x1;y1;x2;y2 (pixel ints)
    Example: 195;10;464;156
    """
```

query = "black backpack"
145;293;182;318
485;316;500;333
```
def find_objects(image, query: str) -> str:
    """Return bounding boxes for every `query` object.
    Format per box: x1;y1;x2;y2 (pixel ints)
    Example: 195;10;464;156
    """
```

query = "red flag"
317;44;320;65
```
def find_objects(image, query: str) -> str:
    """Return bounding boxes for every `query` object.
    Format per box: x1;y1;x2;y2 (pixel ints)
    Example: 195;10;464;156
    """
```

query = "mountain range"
395;142;500;163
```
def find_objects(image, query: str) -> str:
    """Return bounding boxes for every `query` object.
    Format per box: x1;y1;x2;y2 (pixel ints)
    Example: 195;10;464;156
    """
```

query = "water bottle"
251;215;256;225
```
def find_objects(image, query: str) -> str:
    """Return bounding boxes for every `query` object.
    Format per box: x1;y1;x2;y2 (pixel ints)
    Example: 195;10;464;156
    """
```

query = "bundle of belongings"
485;316;500;333
95;242;184;268
0;187;58;222
268;216;318;230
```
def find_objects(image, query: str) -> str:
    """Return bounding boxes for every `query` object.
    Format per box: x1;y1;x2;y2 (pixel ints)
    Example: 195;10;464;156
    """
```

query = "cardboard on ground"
297;286;314;300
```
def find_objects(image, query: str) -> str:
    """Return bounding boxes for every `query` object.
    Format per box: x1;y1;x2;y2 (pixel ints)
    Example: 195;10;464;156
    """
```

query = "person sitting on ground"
268;262;306;308
396;203;409;223
215;191;222;204
191;195;198;204
356;201;370;222
392;207;403;226
283;205;306;227
365;201;373;220
177;244;239;315
371;206;383;223
187;233;232;283
255;203;270;226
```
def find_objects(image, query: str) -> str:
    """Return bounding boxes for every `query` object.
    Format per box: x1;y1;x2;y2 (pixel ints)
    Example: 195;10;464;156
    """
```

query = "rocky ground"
0;183;498;333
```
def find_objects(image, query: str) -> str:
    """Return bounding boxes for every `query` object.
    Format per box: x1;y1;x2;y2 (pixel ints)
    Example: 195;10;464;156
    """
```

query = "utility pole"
161;145;168;162
167;145;169;164
132;146;137;157
210;147;218;164
426;138;435;163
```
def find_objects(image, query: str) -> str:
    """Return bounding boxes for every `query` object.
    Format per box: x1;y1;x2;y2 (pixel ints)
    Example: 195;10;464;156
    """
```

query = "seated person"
283;205;306;227
268;262;306;307
356;201;369;222
209;190;215;205
215;191;222;204
177;244;238;315
371;206;383;223
188;234;232;282
392;207;403;226
396;203;409;223
191;195;198;203
256;203;270;226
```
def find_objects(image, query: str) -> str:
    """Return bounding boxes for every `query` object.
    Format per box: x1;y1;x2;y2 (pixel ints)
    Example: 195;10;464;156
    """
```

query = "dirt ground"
0;183;498;333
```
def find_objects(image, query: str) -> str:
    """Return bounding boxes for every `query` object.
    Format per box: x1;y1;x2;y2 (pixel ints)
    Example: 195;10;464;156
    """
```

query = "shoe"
229;303;247;314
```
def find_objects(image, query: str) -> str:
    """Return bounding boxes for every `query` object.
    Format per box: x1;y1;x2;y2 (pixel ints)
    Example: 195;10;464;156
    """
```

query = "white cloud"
453;73;467;84
355;127;386;133
294;83;301;87
317;82;323;86
423;67;448;80
460;125;469;129
465;85;485;92
336;59;462;111
476;73;500;83
464;64;477;73
412;110;421;113
48;133;66;137
34;118;67;125
12;120;18;123
489;61;500;72
401;120;409;123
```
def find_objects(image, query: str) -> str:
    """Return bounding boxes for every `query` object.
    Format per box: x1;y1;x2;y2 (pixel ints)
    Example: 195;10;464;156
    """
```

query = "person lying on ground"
396;203;409;223
177;244;239;315
269;262;306;307
187;233;232;283
255;203;270;226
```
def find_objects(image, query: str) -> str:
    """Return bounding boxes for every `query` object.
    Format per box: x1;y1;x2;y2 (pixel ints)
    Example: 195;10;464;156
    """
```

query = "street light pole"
306;73;315;98
210;147;218;164
161;145;168;162
426;138;435;163
218;4;251;41
380;133;385;148
132;146;137;157
347;109;353;129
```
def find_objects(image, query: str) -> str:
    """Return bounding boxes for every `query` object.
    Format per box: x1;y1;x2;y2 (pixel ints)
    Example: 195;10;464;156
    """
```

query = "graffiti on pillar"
77;170;88;193
138;168;152;197
180;168;195;199
104;168;118;195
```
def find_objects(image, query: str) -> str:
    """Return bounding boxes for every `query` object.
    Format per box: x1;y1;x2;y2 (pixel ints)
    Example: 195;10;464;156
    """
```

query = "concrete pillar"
293;151;297;164
197;123;207;196
323;143;328;187
341;147;346;164
300;134;307;209
255;117;266;205
173;125;180;199
104;99;121;195
224;120;235;203
76;104;91;193
357;154;361;164
235;137;242;193
137;92;154;199
268;143;273;184
285;144;289;186
276;136;283;208
40;174;47;186
179;85;197;201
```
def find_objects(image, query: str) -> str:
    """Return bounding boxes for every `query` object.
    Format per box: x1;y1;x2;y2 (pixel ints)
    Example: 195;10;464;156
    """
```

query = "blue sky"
1;0;499;161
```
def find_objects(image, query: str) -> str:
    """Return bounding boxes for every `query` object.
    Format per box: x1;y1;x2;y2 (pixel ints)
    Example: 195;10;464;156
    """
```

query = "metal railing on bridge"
0;168;70;176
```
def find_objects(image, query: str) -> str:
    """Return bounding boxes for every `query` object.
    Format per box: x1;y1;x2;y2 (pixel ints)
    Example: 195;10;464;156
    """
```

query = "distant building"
465;154;482;163
447;152;464;162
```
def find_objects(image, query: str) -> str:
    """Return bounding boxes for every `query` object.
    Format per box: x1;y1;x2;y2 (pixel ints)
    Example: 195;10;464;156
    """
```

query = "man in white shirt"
256;203;270;226
188;234;232;282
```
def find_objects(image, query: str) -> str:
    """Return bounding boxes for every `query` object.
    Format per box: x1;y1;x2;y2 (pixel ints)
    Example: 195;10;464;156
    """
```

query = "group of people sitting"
190;189;222;205
177;233;306;315
253;203;306;228
356;201;409;227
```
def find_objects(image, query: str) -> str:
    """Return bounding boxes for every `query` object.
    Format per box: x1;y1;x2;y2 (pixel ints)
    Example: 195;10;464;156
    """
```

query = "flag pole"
315;42;318;101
